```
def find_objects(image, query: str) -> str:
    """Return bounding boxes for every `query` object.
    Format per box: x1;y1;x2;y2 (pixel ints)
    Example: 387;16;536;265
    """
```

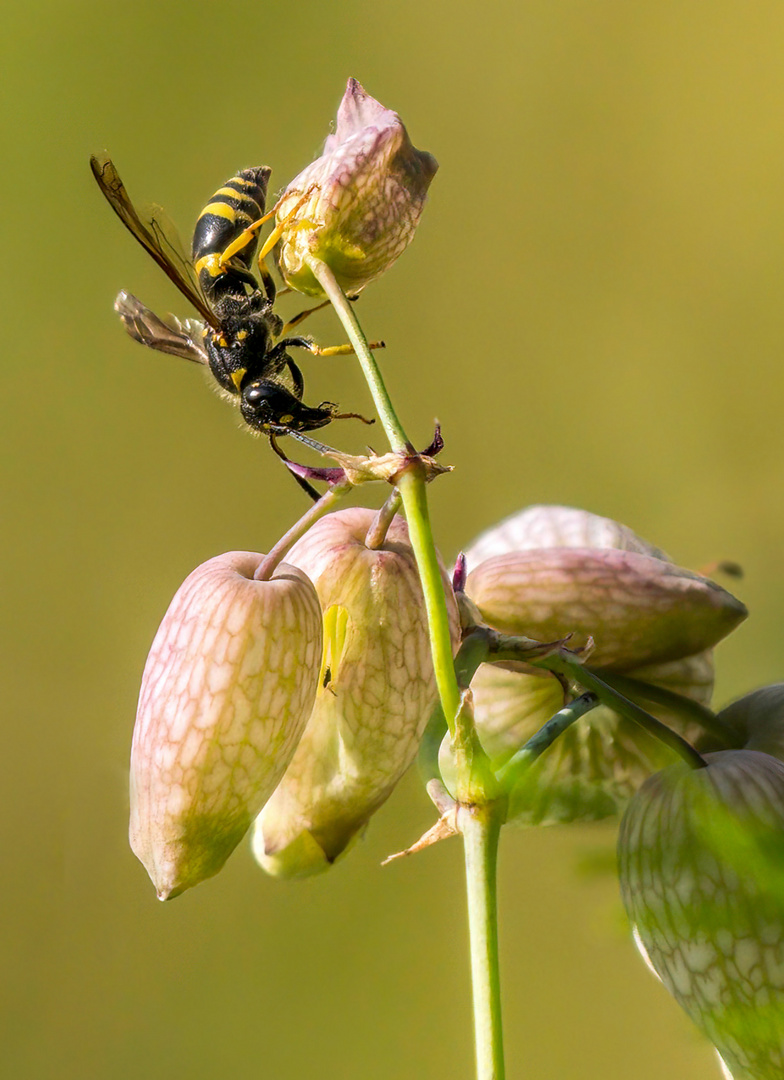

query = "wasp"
90;154;375;496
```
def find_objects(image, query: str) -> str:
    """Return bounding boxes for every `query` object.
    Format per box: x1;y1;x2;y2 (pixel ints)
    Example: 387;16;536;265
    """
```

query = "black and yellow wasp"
90;154;373;495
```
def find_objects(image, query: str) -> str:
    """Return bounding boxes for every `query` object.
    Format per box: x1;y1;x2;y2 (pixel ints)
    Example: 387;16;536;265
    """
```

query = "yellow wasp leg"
218;186;317;272
254;191;321;286
305;340;386;357
217;207;275;267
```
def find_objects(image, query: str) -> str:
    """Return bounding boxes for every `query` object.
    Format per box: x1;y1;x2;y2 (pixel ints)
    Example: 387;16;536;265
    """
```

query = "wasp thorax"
453;506;746;825
205;296;282;395
619;747;784;1079
274;78;438;298
252;507;459;878
129;552;322;900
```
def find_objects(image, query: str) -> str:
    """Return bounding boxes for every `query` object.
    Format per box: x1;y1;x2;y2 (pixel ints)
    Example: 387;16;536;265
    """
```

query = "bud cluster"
449;505;746;824
130;499;748;896
130;512;456;897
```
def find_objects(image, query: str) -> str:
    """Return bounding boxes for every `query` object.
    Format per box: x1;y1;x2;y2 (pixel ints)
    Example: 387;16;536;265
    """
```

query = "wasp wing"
91;154;218;328
114;291;209;365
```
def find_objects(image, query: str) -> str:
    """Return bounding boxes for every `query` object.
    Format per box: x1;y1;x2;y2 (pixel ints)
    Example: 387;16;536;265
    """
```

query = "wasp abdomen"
192;166;271;298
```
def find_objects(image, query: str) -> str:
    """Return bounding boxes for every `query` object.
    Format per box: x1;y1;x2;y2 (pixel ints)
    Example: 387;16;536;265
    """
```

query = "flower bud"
716;683;784;761
462;503;669;566
130;553;322;899
274;78;438;297
618;743;784;1079
253;508;458;878
456;506;746;824
466;547;745;671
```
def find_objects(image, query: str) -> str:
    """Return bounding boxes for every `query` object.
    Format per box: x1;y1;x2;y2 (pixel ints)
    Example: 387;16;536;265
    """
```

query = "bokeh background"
4;2;784;1077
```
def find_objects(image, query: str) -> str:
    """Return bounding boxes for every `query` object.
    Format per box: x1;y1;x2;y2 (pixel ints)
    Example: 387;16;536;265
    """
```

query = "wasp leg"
217;207;275;267
260;341;296;379
280;299;330;335
268;432;321;502
278;336;386;357
311;341;386;357
285;359;305;399
222;261;259;291
218;186;316;272
330;410;375;425
257;258;276;303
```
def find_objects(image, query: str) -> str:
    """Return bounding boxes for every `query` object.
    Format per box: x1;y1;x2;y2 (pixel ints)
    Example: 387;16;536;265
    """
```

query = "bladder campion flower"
273;78;438;297
446;506;747;824
619;685;784;1080
130;553;322;900
253;508;459;878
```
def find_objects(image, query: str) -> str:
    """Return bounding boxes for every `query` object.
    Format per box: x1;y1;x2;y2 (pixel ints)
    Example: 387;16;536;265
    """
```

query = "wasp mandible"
90;155;376;495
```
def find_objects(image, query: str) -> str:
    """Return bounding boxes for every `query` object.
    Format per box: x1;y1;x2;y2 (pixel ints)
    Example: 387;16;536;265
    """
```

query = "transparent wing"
114;290;208;365
91;153;218;328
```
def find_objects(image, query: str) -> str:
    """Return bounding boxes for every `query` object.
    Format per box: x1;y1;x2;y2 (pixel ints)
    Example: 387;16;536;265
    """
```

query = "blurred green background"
4;1;784;1077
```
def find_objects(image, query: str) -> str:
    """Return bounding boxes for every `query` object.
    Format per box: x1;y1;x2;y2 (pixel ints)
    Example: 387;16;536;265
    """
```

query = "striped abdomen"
192;166;271;300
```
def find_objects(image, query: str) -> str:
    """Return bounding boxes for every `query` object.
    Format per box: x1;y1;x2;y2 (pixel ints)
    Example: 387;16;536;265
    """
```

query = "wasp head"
240;380;337;434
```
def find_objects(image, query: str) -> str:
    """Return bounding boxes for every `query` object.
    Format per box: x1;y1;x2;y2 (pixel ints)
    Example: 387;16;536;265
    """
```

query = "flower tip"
452;552;467;593
252;823;333;880
131;806;253;900
334;77;390;137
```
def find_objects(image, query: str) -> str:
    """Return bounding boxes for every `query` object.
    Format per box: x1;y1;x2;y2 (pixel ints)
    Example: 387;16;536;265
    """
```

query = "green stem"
590;671;735;746
307;257;410;450
310;257;461;735
553;662;708;770
256;480;351;581
397;468;462;735
496;692;600;790
314;258;501;1080
517;650;709;770
462;806;505;1080
365;489;403;550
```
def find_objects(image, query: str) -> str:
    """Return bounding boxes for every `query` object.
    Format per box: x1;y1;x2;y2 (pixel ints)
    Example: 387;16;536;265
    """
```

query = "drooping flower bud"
130;553;322;900
466;547;745;671
454;506;746;824
252;508;458;878
274;78;438;297
618;691;784;1079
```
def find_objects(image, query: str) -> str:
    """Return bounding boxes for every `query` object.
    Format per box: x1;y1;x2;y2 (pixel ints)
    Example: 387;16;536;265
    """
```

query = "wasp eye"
243;383;286;415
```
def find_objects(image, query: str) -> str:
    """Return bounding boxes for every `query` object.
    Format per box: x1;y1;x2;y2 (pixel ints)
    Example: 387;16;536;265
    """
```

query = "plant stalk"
256;480;351;581
310;257;461;735
307;257;410;450
462;805;506;1080
314;257;502;1080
